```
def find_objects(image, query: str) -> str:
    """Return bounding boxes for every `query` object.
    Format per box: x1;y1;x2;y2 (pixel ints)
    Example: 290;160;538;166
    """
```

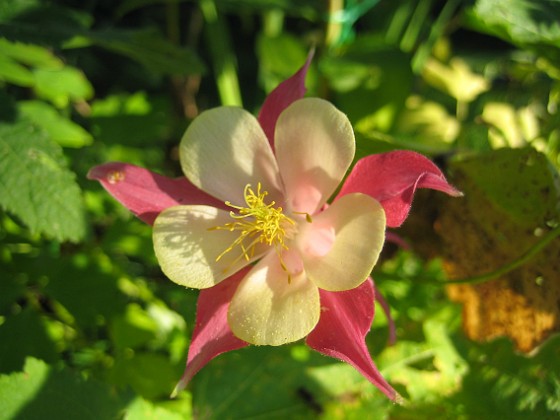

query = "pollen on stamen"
209;182;296;265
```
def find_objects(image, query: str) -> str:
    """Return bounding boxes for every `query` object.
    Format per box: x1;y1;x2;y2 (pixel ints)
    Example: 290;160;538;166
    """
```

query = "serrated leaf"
124;397;187;420
257;34;309;93
0;0;41;22
90;92;173;147
0;5;90;47
0;357;131;420
109;353;178;399
33;66;93;108
19;100;93;148
88;28;205;76
42;253;127;327
0;308;58;373
0;52;34;86
110;304;159;350
193;345;330;418
466;0;560;48
0;121;86;242
0;37;63;69
0;38;64;87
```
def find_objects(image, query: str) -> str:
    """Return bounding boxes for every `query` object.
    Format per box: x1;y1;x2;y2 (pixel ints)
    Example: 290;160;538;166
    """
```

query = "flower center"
211;183;296;264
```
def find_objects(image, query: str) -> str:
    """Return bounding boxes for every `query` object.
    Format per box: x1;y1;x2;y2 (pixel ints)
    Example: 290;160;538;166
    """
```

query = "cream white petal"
180;107;283;206
275;98;355;214
228;252;320;346
297;193;386;291
153;205;266;289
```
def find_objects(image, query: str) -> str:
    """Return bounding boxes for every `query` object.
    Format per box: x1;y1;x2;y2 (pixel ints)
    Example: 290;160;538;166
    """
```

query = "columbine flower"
152;94;386;348
88;53;461;401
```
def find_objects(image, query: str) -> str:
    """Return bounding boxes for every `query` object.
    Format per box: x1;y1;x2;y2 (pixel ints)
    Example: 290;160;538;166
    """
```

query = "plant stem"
199;0;242;106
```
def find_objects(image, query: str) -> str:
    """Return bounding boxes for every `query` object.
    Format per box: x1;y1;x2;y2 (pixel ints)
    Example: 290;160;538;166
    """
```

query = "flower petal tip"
86;162;123;182
393;392;406;406
170;379;187;399
451;188;464;197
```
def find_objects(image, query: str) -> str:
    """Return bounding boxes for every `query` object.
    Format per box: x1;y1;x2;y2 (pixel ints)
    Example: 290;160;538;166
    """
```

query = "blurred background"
1;0;559;418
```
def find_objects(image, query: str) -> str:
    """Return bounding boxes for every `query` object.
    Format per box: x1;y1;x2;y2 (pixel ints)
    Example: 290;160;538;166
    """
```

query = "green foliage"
0;357;131;420
84;28;206;76
1;0;560;418
18;101;93;147
466;0;560;49
0;121;86;242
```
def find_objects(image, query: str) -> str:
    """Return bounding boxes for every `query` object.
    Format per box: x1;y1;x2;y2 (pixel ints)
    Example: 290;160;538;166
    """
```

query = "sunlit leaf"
42;254;127;327
193;345;338;418
90;92;173;147
0;121;86;242
109;353;178;399
466;0;560;49
124;397;189;420
0;358;131;419
0;52;34;86
33;66;93;108
110;304;159;350
18;101;93;148
257;34;309;94
438;148;560;352
0;37;63;69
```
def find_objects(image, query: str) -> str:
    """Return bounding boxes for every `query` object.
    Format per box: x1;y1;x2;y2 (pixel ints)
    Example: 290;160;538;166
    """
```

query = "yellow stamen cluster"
211;183;296;264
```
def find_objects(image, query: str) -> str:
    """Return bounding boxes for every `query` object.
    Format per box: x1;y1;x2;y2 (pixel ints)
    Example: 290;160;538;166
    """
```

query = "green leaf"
90;92;173;147
0;38;65;87
18;101;93;148
88;28;205;76
42;253;127;327
448;336;560;417
115;0;323;20
323;43;413;134
110;304;159;350
0;5;90;47
0;0;40;22
0;52;34;86
0;37;63;69
193;345;334;418
33;66;93;108
109;353;178;399
437;148;560;352
0;120;86;242
0;357;131;420
451;148;559;228
257;34;310;94
0;309;58;373
466;0;560;49
124;396;191;420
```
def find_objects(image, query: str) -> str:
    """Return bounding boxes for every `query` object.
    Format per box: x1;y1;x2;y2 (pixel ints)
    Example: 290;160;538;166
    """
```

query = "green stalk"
400;0;433;53
199;0;242;106
412;0;462;73
325;0;344;48
262;9;284;38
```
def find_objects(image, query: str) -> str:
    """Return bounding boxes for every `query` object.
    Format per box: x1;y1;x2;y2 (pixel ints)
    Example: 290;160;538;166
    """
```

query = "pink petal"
306;278;399;401
337;151;462;227
258;49;314;149
173;268;250;395
87;162;223;225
